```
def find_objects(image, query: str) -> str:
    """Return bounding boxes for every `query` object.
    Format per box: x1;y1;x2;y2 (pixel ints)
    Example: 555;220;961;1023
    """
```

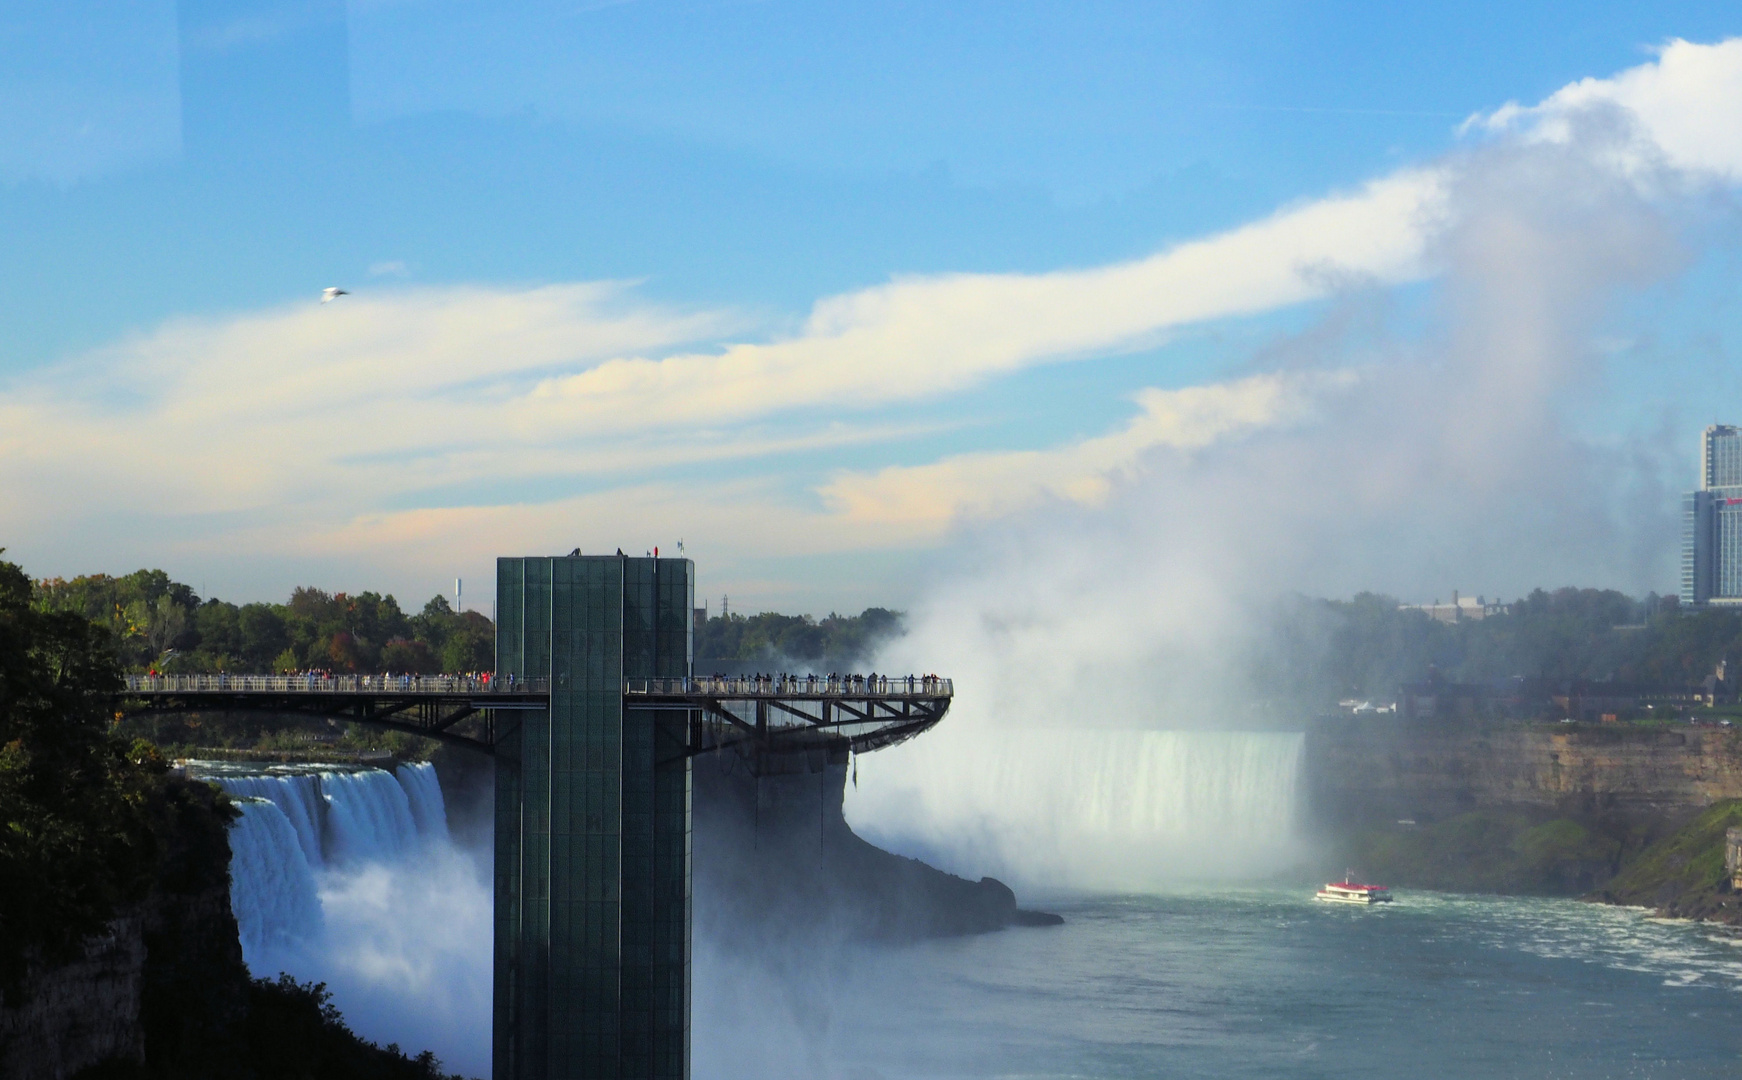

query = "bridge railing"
123;674;550;694
122;673;950;698
624;675;952;697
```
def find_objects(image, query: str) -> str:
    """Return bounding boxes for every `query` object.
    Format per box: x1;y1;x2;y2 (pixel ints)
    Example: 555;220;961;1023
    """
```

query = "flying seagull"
321;287;349;303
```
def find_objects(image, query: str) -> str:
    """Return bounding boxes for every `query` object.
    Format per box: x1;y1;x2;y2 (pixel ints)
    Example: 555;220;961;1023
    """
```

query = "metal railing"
625;675;951;697
123;674;549;694
122;673;948;698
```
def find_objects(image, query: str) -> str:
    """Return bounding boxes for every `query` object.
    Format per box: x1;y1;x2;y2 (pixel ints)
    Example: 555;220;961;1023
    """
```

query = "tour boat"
1315;875;1392;905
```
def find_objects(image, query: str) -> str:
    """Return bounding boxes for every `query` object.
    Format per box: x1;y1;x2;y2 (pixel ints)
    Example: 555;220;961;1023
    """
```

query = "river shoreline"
1306;717;1742;926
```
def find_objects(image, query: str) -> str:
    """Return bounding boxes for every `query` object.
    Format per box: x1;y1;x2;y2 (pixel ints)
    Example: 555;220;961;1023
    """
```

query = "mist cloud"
848;78;1715;890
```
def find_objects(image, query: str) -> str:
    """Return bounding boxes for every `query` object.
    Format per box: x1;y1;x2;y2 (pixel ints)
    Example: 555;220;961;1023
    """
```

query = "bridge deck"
122;674;951;698
124;674;547;696
118;673;952;763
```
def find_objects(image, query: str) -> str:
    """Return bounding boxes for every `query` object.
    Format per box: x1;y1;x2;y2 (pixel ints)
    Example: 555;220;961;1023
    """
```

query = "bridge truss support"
119;686;542;753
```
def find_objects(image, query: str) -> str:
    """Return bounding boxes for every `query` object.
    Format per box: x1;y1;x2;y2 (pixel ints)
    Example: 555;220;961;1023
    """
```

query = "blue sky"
4;2;1742;614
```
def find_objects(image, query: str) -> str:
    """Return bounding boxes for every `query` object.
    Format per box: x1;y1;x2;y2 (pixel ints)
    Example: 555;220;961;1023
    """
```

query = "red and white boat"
1315;874;1392;905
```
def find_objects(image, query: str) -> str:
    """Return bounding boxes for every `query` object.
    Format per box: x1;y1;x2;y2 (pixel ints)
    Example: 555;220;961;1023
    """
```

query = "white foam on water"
1400;892;1742;992
312;844;494;1070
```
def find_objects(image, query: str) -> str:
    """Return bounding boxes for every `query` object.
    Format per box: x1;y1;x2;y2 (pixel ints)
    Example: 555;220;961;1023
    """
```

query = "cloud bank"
6;39;1742;614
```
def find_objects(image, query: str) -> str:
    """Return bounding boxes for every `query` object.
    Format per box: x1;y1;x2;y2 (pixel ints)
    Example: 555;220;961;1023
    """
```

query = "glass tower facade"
494;555;694;1080
1682;491;1714;606
1704;424;1742;488
1683;426;1742;607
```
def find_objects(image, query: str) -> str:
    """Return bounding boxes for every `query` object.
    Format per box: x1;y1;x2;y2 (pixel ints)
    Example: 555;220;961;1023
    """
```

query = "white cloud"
13;39;1742;610
1464;37;1742;181
1;168;1441;566
0;283;737;520
523;168;1441;432
818;372;1352;536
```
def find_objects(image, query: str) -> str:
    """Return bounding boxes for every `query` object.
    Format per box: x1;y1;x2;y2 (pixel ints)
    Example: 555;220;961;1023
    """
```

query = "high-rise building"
1681;425;1742;606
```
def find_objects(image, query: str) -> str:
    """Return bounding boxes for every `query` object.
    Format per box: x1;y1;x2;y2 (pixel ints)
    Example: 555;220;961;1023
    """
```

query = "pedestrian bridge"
121;672;951;762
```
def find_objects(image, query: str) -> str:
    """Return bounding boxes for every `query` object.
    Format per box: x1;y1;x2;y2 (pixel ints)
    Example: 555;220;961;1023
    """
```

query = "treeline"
695;607;903;668
1273;587;1740;706
33;569;492;674
1;551;471;1076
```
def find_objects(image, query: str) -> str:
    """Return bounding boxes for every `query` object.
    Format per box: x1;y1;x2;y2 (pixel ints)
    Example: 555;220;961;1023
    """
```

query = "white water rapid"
847;729;1307;891
212;761;491;1076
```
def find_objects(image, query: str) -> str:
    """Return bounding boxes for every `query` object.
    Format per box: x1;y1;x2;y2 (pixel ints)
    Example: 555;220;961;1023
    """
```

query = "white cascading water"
847;729;1306;891
213;761;491;1077
219;772;324;868
317;768;423;862
227;799;324;959
397;761;451;844
219;763;445;956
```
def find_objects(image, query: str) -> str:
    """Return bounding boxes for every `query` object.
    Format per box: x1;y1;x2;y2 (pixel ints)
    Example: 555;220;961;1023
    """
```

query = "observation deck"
119;672;952;762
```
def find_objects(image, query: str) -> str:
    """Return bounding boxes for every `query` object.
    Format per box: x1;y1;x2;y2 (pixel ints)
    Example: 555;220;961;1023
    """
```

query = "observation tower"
122;553;952;1080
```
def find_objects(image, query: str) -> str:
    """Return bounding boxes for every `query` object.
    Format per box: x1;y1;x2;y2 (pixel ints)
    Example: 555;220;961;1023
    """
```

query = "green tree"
694;607;906;669
0;554;226;991
439;618;495;673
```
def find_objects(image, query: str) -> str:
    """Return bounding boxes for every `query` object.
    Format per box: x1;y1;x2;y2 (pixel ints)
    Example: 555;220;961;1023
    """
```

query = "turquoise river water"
696;888;1742;1080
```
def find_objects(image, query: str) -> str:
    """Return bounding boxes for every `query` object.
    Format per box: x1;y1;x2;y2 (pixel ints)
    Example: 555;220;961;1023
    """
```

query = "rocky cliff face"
692;752;1059;950
1305;719;1742;898
1306;718;1742;827
0;767;249;1080
0;878;246;1080
0;913;147;1078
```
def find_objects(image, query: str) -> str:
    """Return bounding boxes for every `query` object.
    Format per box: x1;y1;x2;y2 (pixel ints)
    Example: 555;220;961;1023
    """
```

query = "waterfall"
215;762;445;866
848;729;1306;890
396;762;451;844
228;798;323;963
211;761;453;935
319;768;422;862
1007;730;1303;843
219;772;324;868
208;759;490;1076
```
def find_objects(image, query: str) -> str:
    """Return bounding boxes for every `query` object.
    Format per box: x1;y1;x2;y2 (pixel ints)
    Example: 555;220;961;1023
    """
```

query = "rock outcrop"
0;764;246;1080
1306;718;1742;827
0;914;147;1078
0;878;244;1080
692;752;1060;947
1592;800;1742;924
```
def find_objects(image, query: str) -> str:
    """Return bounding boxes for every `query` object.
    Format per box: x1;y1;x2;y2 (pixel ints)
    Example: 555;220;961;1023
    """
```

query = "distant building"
1399;590;1508;624
1681;425;1742;606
